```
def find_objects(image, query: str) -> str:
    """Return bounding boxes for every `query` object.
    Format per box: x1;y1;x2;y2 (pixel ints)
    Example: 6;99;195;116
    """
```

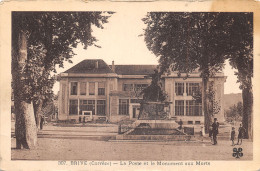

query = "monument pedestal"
133;119;179;129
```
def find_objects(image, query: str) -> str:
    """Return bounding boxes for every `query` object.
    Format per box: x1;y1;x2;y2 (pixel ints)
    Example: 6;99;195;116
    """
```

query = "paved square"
11;123;253;160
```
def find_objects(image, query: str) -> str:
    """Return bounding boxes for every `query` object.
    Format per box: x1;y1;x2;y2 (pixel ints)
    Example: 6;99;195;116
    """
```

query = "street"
11;122;253;160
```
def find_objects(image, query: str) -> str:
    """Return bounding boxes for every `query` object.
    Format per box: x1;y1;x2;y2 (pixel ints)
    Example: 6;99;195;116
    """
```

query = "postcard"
0;0;259;170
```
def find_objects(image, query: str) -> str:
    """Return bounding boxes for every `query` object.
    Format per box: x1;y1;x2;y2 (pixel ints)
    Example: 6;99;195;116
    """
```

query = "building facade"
58;59;226;125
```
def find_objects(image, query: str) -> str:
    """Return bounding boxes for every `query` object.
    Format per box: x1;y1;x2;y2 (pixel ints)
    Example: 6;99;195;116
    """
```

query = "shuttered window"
70;82;78;95
89;82;95;95
175;82;184;96
119;99;129;115
175;100;184;116
98;82;105;95
80;82;86;95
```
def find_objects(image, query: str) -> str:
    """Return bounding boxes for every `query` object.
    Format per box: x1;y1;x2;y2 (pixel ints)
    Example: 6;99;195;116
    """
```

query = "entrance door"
132;106;140;118
133;108;136;118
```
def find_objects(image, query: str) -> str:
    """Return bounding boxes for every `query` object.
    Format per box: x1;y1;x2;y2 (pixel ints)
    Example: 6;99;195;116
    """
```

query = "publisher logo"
233;148;243;158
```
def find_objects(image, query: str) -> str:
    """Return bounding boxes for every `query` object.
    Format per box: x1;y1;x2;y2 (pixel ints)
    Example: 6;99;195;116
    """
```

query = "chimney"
112;60;115;72
95;61;99;69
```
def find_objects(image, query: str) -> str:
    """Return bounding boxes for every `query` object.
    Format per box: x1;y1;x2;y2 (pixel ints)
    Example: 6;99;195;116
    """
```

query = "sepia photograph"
10;10;253;160
1;0;260;170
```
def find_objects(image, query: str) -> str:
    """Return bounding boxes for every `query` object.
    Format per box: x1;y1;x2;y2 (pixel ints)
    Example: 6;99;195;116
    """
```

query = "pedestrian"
209;125;213;143
79;116;82;123
83;116;86;123
40;115;44;130
212;118;219;145
178;119;183;130
231;127;235;146
237;124;246;145
118;124;122;134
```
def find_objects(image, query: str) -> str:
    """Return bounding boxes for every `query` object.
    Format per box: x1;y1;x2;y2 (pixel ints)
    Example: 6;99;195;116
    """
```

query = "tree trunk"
12;30;38;149
33;99;43;130
242;86;253;139
14;100;37;149
202;76;210;133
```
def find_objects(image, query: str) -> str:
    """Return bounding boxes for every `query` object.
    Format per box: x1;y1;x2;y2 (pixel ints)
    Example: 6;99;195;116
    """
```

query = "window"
80;82;86;95
188;121;193;124
97;100;106;115
123;84;133;91
98;82;105;95
186;100;202;116
89;82;95;95
195;121;201;124
134;84;143;91
186;83;200;96
123;84;148;92
175;82;184;96
130;99;142;103
70;82;78;95
119;99;129;115
135;84;148;91
175;100;184;116
69;100;78;115
79;100;95;115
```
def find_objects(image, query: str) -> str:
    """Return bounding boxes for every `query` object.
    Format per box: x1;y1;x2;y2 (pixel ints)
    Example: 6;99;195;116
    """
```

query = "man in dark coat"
212;118;219;145
40;115;44;130
237;123;246;145
178;119;183;130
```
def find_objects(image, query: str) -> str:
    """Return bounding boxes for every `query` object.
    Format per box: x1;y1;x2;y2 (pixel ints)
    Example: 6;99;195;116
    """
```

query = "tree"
226;13;253;139
225;102;243;122
142;12;230;133
12;12;111;149
26;42;53;129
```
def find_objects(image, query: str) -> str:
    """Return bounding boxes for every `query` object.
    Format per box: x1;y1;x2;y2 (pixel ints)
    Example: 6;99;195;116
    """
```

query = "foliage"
192;82;221;116
142;12;231;132
224;13;253;138
226;13;253;89
11;12;112;148
12;12;112;104
192;86;202;103
142;12;229;77
27;43;54;105
225;101;243;122
142;12;252;132
208;82;221;115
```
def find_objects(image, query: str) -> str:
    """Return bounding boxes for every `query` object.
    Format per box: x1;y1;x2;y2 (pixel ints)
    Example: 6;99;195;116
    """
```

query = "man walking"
212;118;219;145
40;115;44;130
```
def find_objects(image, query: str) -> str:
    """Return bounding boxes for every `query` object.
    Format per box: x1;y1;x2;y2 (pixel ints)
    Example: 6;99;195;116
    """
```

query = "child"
231;127;235;146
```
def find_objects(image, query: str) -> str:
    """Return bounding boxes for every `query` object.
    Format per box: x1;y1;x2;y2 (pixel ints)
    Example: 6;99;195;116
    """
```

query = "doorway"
132;106;140;118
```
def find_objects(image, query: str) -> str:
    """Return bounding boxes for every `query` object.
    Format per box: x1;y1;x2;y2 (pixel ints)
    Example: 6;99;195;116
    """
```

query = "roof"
110;65;157;75
64;59;157;75
64;59;114;74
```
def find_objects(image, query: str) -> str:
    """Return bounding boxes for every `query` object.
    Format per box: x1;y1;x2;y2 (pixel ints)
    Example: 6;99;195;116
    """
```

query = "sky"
52;11;242;95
